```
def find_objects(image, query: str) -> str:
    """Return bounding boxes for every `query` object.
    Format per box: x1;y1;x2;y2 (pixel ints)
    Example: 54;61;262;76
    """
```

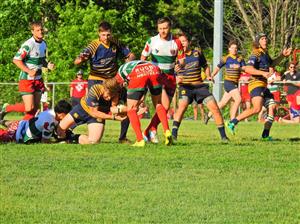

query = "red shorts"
240;85;250;102
271;91;281;102
157;73;177;97
19;79;45;95
127;64;162;91
0;121;19;142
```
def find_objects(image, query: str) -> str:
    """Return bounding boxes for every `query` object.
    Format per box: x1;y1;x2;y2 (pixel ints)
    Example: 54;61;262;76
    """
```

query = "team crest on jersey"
154;49;159;54
293;75;296;79
43;122;49;130
193;51;199;57
181;89;186;95
170;49;176;55
73;113;79;118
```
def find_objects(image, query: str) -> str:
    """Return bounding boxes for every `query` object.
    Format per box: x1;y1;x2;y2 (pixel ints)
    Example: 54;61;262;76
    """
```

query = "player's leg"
118;87;131;144
228;88;242;120
206;91;231;123
144;73;175;140
227;96;263;135
79;123;105;144
261;90;276;140
126;91;145;146
171;86;191;140
205;96;228;140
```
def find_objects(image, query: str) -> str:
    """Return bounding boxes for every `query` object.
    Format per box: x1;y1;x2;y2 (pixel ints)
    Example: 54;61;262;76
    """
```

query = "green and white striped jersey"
14;36;47;80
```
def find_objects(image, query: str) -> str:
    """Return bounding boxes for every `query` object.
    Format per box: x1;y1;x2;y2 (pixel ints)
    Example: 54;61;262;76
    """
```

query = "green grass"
1;120;299;223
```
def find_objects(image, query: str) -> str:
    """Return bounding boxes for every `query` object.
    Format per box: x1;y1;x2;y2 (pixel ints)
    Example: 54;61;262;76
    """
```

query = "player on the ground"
141;17;185;143
57;78;126;145
0;21;55;121
115;60;173;147
205;40;246;123
74;21;135;144
171;33;229;141
0;100;71;143
226;33;292;140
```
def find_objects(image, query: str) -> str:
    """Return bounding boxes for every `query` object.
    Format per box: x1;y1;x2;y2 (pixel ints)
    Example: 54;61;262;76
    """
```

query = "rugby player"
171;33;229;141
74;21;135;144
115;60;173;147
141;17;185;143
226;33;292;140
57;78;125;145
206;40;246;122
0;100;71;143
0;21;55;121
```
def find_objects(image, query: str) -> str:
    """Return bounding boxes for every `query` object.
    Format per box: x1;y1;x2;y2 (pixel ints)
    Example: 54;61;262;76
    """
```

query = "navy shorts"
224;80;238;93
69;103;105;125
178;84;212;104
250;87;275;108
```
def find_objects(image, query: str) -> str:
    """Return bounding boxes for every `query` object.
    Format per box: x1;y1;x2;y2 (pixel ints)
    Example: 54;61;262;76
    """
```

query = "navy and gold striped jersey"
247;48;273;92
82;38;131;80
177;49;208;86
217;54;245;83
80;84;111;115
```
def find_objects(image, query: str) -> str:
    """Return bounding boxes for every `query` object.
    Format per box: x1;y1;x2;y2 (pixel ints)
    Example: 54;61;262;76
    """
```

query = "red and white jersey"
141;34;185;74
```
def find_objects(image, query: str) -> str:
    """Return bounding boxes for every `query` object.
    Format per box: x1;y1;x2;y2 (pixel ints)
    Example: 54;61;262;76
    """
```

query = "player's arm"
244;66;270;79
140;39;152;61
245;54;270;79
70;87;73;97
210;56;225;80
89;106;125;121
13;59;36;77
271;48;293;67
125;52;135;62
74;47;92;65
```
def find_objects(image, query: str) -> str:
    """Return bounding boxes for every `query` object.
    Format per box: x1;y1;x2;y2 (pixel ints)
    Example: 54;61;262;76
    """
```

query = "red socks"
6;103;25;113
156;104;169;132
127;108;143;141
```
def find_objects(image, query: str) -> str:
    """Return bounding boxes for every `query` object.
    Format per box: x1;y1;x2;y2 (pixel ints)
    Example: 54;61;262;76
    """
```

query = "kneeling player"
115;60;173;147
171;33;228;141
0;100;71;143
57;78;125;144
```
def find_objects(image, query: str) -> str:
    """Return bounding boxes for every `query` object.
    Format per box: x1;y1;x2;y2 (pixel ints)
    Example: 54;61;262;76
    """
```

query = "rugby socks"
145;113;160;133
127;108;143;141
262;115;274;138
119;118;130;140
22;110;36;120
172;121;181;138
156;104;169;132
230;118;239;125
217;125;227;139
5;103;25;113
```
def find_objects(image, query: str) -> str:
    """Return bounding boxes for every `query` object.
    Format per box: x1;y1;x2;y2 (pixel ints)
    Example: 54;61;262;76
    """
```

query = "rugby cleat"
148;130;159;144
118;138;132;144
261;136;273;141
131;139;145;147
164;130;173;146
225;121;235;135
171;128;178;141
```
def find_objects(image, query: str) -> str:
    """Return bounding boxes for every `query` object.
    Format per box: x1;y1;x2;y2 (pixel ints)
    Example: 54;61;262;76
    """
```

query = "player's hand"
175;64;181;73
176;76;183;84
47;62;55;70
110;106;118;115
115;115;127;121
262;71;271;79
28;69;37;77
282;48;292;57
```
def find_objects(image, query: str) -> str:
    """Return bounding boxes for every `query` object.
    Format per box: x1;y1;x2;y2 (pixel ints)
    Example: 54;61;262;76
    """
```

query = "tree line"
0;0;299;84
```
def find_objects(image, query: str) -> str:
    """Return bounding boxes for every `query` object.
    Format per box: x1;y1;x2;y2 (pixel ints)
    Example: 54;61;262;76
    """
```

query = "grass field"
0;119;299;223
